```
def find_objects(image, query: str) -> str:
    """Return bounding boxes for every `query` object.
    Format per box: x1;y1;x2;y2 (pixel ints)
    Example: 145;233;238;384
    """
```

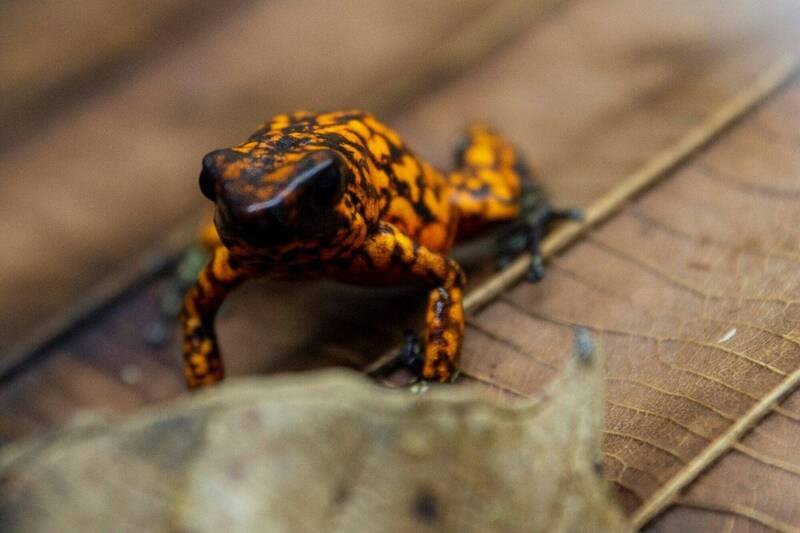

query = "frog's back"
252;110;457;253
359;114;457;252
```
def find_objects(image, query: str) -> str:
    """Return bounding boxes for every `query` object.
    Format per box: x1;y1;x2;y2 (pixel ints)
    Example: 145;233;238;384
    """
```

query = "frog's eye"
292;151;346;208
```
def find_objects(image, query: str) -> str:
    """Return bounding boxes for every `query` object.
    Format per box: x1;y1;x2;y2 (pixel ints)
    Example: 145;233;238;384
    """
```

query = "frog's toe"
496;220;547;282
400;329;424;377
495;226;528;267
495;253;514;271
528;253;546;283
552;206;584;221
452;131;473;168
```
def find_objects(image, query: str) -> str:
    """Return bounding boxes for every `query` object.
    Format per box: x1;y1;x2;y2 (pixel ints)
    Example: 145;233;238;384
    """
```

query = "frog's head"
198;146;350;252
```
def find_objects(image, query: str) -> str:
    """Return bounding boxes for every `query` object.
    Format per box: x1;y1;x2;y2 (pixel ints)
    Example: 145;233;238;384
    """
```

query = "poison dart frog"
181;110;578;389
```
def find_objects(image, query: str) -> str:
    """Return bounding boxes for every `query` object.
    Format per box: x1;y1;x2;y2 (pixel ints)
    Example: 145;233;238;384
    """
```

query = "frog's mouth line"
215;198;348;253
215;202;289;248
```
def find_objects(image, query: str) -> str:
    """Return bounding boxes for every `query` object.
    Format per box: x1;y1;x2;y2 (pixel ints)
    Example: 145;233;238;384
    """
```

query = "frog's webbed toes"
371;329;423;383
452;131;473;168
528;253;546;282
496;202;583;283
495;215;547;281
552;206;584;221
495;228;528;269
400;329;425;376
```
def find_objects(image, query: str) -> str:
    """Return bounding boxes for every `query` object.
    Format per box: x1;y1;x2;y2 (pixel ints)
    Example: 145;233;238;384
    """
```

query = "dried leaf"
0;334;626;532
450;57;800;530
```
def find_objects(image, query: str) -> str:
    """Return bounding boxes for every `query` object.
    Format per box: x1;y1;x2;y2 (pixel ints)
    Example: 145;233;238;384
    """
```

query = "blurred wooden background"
1;0;800;530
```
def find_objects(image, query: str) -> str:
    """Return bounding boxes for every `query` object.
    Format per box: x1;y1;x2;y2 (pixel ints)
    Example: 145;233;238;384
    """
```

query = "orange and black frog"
181;110;579;389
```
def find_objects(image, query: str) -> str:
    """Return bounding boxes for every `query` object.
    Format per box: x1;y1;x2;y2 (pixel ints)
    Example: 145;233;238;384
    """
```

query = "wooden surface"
2;0;800;531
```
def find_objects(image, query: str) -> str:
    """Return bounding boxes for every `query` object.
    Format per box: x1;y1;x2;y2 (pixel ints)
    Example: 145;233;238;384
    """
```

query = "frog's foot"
496;196;583;282
391;329;464;387
146;244;211;347
373;324;462;387
551;207;584;221
370;330;425;383
400;329;425;379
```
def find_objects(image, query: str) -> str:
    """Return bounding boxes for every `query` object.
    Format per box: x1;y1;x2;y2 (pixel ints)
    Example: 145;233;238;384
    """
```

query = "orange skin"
181;110;528;389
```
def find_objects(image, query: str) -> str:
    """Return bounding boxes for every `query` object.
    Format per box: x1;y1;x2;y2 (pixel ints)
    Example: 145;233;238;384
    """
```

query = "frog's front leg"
357;222;466;382
180;246;252;389
198;215;222;251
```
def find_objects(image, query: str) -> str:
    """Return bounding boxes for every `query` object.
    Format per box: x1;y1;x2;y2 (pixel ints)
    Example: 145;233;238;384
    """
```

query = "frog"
181;110;578;389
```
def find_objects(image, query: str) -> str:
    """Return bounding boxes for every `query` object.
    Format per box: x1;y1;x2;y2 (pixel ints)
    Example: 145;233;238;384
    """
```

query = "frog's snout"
199;148;234;201
217;199;289;247
201;147;350;248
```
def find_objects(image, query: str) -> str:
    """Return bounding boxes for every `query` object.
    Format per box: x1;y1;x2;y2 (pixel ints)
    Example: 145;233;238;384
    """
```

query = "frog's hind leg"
449;124;526;241
496;181;583;282
450;125;582;282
